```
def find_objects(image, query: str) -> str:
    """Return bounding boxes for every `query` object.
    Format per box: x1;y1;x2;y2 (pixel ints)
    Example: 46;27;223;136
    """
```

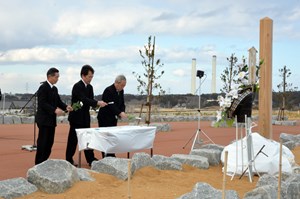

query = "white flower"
217;95;224;102
228;89;238;99
72;101;83;111
224;97;232;107
241;78;248;85
216;111;222;122
238;71;246;80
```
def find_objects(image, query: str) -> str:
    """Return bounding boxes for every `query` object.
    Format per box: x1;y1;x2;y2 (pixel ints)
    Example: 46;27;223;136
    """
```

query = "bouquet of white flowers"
72;101;83;111
214;59;262;127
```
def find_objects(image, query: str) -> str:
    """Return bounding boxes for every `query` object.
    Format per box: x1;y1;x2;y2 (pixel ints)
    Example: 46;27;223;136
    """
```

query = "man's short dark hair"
81;65;94;76
47;67;59;76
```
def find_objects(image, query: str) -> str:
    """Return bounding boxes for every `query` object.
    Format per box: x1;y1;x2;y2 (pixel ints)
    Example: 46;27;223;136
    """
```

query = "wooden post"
222;151;228;199
127;159;132;199
278;141;283;199
248;47;257;85
258;17;273;139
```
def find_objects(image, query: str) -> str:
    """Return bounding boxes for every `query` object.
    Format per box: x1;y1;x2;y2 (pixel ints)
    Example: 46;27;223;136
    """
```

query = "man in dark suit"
97;74;127;158
35;67;72;165
66;65;107;166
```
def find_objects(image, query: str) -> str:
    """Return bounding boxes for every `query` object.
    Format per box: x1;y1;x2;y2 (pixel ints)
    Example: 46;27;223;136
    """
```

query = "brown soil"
0;121;299;198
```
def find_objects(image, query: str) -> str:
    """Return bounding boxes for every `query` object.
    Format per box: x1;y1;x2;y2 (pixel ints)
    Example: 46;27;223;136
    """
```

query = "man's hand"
66;105;73;112
55;108;65;116
97;100;108;108
119;112;127;119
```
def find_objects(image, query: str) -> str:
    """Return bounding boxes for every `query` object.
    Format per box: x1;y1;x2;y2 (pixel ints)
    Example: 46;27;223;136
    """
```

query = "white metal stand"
21;91;37;152
229;115;266;182
240;117;268;181
182;74;214;151
245;116;255;182
230;116;245;180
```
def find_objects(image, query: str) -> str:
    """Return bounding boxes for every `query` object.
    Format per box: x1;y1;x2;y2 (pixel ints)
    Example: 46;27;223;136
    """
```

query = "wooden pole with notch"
259;17;273;139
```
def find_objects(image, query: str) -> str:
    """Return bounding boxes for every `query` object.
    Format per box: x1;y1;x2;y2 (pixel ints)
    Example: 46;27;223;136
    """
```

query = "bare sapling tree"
132;36;165;124
277;65;298;120
220;53;239;93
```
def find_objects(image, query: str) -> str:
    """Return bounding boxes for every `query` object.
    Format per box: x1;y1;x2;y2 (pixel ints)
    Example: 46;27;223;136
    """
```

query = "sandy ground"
0;121;299;198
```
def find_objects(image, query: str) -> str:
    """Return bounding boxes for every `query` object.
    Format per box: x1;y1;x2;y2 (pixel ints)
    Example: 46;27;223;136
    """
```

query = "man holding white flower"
65;65;107;166
97;74;127;158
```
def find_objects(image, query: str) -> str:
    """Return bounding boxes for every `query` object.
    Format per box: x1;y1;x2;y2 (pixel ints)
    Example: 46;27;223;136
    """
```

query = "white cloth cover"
221;132;295;176
76;125;156;153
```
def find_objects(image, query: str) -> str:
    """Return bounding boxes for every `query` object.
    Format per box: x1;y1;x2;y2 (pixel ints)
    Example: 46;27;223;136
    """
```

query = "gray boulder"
256;174;278;187
11;115;21;124
283;141;296;150
149;123;171;132
3;116;13;124
91;157;135;180
292;166;300;174
190;148;221;166
152;155;183;170
177;182;239;199
131;152;155;172
27;159;79;194
0;177;37;199
20;116;34;124
77;168;95;181
200;144;224;152
244;185;285;199
285;174;300;199
170;154;209;169
280;133;300;146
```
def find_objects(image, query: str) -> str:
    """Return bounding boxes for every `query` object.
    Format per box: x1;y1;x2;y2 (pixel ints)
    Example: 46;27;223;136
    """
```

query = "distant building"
1;100;35;114
211;55;217;93
191;58;196;95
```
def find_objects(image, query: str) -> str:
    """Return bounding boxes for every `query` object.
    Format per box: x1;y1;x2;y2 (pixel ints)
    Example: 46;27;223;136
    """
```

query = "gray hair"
115;74;126;83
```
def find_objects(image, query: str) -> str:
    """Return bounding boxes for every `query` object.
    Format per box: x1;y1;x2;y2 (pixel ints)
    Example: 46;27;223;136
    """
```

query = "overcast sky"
0;0;299;95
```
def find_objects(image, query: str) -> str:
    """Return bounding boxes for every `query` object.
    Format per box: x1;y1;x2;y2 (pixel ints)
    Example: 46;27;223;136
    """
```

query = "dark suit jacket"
35;81;67;127
97;84;125;126
68;80;98;127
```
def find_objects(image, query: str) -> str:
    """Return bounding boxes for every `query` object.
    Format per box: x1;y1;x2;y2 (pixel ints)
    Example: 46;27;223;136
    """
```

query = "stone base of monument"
273;120;297;126
128;122;171;132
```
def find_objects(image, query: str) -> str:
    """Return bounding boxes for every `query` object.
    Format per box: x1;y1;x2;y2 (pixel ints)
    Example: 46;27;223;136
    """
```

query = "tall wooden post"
259;17;273;139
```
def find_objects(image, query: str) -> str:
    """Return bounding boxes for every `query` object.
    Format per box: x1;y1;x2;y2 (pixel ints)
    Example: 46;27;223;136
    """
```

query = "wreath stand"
227;89;266;182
